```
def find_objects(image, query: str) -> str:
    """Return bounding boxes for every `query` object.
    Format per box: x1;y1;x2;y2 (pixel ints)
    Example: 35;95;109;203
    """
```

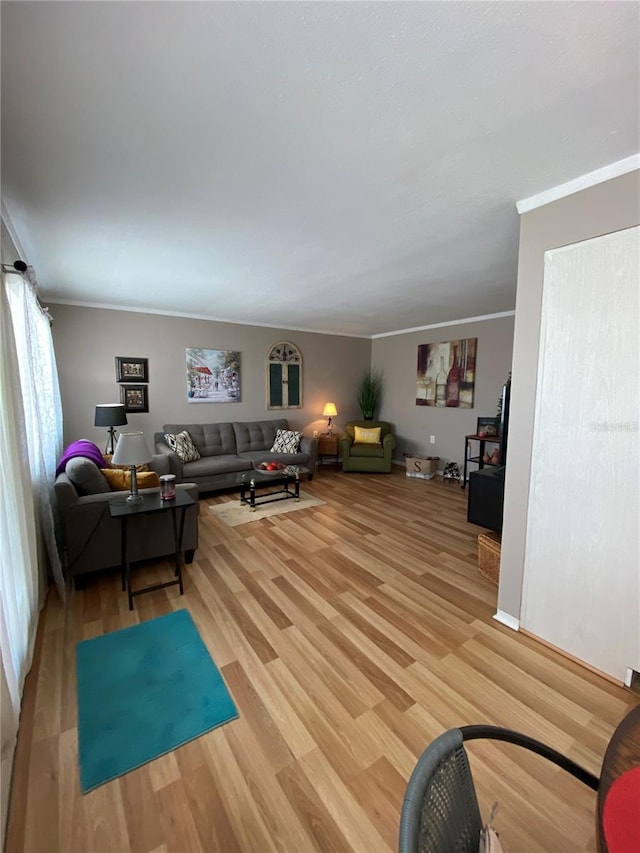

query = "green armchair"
340;421;396;473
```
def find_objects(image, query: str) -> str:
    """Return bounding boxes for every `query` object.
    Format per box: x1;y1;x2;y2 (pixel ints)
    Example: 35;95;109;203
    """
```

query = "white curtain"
0;269;64;844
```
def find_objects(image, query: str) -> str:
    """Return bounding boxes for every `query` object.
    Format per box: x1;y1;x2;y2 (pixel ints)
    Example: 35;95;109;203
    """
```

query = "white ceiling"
2;1;638;337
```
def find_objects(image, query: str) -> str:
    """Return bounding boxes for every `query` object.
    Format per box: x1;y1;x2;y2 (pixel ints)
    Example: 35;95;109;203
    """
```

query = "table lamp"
94;403;128;455
111;432;152;503
322;402;338;435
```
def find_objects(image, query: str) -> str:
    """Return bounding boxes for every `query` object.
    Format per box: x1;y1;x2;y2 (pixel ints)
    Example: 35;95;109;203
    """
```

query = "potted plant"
358;370;383;420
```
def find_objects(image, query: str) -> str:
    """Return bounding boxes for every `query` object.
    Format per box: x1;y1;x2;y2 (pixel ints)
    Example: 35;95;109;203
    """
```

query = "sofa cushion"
233;419;288;453
103;454;150;472
163;422;237;457
354;426;381;444
101;469;161;490
270;429;302;453
164;430;201;462
65;457;111;495
182;454;252;477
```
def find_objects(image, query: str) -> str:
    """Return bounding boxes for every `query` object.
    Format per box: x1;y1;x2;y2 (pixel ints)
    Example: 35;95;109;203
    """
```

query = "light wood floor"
6;469;638;853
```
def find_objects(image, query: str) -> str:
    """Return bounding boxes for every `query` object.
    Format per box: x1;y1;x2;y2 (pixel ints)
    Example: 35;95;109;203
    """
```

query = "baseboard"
493;609;520;631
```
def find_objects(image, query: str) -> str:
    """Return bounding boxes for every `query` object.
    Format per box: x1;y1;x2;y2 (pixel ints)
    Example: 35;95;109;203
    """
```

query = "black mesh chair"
398;725;599;853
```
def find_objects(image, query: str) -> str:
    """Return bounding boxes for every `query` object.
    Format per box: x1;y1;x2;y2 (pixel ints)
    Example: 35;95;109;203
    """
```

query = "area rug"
76;609;238;793
208;490;325;526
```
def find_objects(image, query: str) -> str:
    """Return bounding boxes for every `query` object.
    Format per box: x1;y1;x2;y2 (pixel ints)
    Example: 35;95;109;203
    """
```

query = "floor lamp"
95;403;128;456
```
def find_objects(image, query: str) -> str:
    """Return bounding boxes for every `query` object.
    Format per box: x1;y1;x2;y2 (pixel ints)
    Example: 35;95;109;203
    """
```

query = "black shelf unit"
466;378;511;533
462;434;502;489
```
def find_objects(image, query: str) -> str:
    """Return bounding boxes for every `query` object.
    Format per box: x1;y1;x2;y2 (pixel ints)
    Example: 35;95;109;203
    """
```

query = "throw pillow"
164;430;201;462
270;428;302;454
101;469;161;491
65;457;111;495
354;426;381;444
102;454;150;472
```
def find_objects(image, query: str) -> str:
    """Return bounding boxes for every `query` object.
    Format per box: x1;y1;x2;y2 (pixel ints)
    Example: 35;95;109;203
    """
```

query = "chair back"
399;728;482;853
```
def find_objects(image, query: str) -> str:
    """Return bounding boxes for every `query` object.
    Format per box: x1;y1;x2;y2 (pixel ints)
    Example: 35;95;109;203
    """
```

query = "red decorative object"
603;766;640;852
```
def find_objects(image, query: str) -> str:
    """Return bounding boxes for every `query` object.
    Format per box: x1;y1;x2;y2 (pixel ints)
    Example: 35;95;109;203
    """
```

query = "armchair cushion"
349;442;385;458
354;426;381;444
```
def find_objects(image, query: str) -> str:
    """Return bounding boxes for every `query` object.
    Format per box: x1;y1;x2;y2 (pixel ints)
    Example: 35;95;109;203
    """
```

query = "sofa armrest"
382;432;396;460
54;473;79;513
153;440;184;479
299;435;318;470
149;453;170;476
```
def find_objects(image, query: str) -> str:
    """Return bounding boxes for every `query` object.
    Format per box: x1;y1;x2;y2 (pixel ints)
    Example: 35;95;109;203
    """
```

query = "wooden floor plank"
6;469;639;852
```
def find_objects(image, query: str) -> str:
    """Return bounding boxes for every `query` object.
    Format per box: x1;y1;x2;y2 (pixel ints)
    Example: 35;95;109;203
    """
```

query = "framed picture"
416;338;477;408
116;356;149;383
476;416;499;436
186;348;241;403
120;384;149;413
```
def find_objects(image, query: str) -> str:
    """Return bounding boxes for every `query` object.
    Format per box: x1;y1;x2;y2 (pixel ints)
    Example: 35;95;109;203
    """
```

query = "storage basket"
478;531;501;585
404;455;439;479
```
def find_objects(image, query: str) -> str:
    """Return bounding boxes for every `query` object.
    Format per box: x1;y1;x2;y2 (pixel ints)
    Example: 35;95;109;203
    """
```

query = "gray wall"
500;169;640;621
372;315;515;469
50;305;371;452
51;303;515;468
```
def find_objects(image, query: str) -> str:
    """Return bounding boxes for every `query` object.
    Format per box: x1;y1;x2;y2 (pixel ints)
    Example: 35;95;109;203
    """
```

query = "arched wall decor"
266;341;302;409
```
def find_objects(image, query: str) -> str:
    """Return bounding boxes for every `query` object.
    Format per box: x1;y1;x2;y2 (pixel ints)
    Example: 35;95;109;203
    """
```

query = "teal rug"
76;609;238;793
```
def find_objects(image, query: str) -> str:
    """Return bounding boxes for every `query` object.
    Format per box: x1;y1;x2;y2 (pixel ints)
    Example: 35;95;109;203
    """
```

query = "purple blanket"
56;440;106;476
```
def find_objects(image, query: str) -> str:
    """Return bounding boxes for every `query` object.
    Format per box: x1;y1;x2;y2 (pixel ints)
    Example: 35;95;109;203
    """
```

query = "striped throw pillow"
270;429;302;454
164;430;201;462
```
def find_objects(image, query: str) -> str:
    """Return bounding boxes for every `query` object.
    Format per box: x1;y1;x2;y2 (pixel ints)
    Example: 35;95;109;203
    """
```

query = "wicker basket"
478;531;501;584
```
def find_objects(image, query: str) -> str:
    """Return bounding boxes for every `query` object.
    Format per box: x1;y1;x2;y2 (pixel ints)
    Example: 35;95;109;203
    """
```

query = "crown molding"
516;154;640;214
371;310;515;339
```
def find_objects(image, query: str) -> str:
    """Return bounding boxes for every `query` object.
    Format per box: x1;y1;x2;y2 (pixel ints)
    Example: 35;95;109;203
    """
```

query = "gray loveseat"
54;453;199;582
154;419;317;494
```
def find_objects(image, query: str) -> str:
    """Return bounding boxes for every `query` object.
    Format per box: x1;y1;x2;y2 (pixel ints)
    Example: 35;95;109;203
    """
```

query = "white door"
521;226;639;683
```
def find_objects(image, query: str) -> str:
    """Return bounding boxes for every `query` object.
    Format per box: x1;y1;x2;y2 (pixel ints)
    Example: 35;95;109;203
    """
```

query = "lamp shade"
94;403;127;428
111;432;151;467
322;402;338;417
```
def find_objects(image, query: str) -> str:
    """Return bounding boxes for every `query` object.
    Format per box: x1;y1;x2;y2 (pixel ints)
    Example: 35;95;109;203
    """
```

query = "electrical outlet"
429;435;436;444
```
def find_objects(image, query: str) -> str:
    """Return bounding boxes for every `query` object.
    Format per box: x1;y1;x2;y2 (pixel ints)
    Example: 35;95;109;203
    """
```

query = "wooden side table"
317;433;340;471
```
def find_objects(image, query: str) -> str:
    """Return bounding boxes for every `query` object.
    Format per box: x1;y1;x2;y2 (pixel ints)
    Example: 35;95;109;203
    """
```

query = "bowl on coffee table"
252;460;288;476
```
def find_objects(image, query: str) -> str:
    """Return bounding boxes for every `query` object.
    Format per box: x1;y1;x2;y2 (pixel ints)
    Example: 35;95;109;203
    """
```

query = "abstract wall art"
416;338;477;408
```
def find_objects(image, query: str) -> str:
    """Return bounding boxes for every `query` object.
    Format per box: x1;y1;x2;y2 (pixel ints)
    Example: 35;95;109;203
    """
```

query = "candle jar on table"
160;474;176;501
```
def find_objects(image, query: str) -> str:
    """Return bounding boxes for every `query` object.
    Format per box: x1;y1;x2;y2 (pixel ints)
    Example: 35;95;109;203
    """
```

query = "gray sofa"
154;419;317;494
54;453;199;581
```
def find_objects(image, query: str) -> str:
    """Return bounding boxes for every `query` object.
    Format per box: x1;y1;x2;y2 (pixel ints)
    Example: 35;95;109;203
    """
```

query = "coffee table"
235;465;310;511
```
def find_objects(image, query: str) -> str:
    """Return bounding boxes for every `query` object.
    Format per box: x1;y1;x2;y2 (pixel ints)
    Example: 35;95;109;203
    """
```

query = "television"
499;377;511;467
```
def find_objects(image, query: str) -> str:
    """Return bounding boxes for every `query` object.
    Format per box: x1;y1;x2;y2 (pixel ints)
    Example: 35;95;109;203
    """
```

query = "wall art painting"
186;348;241;403
416;338;477;408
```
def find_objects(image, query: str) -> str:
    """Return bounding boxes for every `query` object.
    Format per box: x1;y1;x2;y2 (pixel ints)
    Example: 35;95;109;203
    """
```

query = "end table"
109;490;195;610
317;433;340;471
